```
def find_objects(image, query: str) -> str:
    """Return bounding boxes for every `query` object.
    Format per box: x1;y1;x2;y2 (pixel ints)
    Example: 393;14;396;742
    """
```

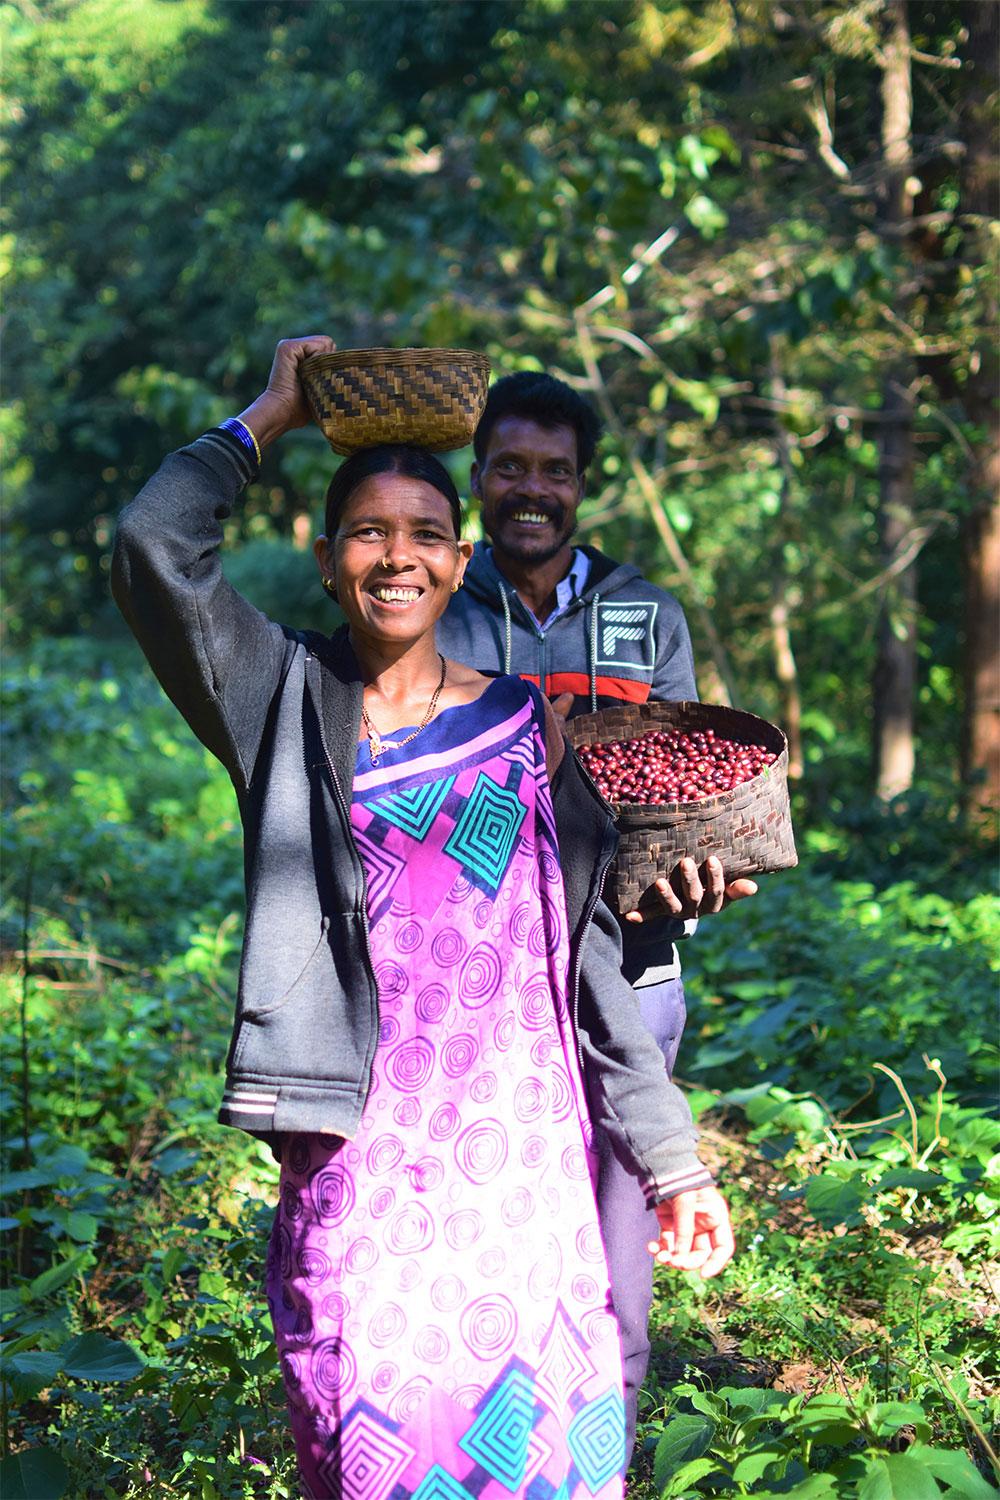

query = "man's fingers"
548;691;574;722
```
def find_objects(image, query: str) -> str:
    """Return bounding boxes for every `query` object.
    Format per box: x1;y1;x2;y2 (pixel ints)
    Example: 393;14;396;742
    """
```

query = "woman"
112;336;733;1499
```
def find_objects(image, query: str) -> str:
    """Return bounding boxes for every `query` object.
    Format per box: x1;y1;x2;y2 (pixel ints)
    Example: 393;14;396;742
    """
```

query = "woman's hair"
324;446;462;538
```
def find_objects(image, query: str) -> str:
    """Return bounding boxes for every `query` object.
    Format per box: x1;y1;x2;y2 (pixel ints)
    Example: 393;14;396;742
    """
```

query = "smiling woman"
110;336;732;1499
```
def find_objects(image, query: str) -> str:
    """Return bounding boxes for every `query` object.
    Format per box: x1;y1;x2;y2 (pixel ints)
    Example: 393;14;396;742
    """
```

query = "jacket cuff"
642;1160;715;1206
192;428;260;488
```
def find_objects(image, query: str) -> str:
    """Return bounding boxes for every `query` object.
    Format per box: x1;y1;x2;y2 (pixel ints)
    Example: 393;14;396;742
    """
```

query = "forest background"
2;2;998;1498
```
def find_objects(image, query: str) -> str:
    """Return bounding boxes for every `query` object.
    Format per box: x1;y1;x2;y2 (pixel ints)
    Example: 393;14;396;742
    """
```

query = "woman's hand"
237;335;337;452
647;1184;734;1278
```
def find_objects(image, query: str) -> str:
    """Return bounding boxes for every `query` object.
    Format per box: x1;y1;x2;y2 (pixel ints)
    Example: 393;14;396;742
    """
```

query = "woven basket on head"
564;700;797;914
300;347;491;455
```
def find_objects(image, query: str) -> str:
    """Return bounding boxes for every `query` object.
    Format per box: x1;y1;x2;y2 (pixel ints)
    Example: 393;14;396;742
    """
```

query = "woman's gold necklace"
361;654;447;764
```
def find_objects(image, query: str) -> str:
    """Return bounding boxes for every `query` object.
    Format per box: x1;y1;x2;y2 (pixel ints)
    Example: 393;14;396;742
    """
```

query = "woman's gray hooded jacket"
111;430;713;1205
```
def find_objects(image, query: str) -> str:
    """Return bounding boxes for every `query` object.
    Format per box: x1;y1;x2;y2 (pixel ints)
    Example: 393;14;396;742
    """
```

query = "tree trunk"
767;336;803;779
873;0;917;802
958;0;1000;825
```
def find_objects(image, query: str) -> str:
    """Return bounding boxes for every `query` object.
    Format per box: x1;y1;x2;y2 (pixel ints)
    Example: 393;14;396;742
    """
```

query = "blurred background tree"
3;0;997;823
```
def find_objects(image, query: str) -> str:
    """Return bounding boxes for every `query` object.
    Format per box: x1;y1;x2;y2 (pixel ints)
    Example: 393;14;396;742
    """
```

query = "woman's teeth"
372;585;420;602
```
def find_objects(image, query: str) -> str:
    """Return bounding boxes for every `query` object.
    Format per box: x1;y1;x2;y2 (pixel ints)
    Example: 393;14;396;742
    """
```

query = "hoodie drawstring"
587;592;601;712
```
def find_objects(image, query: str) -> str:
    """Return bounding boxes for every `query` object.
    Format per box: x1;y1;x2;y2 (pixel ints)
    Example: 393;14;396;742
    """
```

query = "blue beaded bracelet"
220;417;262;465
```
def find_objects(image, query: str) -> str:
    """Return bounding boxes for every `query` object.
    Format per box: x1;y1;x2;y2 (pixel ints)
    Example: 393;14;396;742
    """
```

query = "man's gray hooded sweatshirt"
435;542;699;986
111;430;713;1205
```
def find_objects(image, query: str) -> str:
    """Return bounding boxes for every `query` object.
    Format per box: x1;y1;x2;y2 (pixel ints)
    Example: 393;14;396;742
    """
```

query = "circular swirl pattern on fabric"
530;1037;553;1067
431;928;467;968
441;1033;477;1078
375;959;408;997
539;849;561;886
370;1185;395;1219
386;1203;434;1255
561;1144;589;1181
572;1274;600;1306
521;1134;547;1168
444;1208;485;1252
394;1097;421;1128
460;1294;517;1360
509;902;532;945
392;1376;431;1425
366;1134;404;1176
576;1223;605;1264
428;1102;460;1141
396;920;423;953
455;1121;508;1184
493;1009;516;1052
397;1259;422;1292
385;1036;435;1094
448;875;474;903
311;1337;357;1400
454;1383;485;1411
408;1156;445;1192
431;1274;466;1312
298;1247;332;1285
550;1066;573;1121
414;1324;450;1364
514;1076;547;1123
459;942;502;1008
474;900;492;930
476;1246;507;1278
379;1015;400;1045
527;917;552;959
345;1237;377;1274
368;1302;406;1348
583;1308;619;1346
371;1361;397;1394
320;1290;350;1322
501;1185;535;1227
519;980;553;1032
309;1164;355;1227
281;1181;303;1222
470;1071;497;1103
415;983;448;1024
287;1137;311;1177
528;1235;563;1302
292;1306;313;1342
281;1352;302;1390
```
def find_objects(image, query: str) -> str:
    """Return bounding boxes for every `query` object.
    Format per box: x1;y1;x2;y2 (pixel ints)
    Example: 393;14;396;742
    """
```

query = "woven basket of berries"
565;700;797;914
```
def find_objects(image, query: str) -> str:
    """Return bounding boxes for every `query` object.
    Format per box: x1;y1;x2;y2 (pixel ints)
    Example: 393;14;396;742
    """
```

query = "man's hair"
473;371;602;474
324;445;462;537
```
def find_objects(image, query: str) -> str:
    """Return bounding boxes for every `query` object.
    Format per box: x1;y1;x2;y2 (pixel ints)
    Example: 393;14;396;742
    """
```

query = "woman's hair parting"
324;446;463;538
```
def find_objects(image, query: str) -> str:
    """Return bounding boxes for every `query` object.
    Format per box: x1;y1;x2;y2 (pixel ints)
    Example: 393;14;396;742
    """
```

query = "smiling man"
438;371;698;718
436;369;753;1465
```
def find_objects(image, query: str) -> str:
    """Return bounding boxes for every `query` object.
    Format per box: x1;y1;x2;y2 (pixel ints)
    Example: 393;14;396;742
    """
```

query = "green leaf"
58;1331;144;1382
733;1446;789;1485
805;1173;866;1227
907;1444;999;1499
0;1447;71;1500
717;1385;789;1415
877;1169;946;1192
26;1248;91;1303
869;1400;932;1436
663;1457;722;1496
858;1454;945;1500
654;1414;715;1488
161;1246;185;1282
776;1477;838;1499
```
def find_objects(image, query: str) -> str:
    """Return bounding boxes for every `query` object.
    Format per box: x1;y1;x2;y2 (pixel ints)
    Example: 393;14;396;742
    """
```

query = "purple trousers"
595;974;686;1466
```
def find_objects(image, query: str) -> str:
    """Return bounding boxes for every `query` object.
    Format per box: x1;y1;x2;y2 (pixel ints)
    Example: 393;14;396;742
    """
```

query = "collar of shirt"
489;548;591;631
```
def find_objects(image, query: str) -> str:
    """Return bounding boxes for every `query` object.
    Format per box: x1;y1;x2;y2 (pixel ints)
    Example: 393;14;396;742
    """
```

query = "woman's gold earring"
450;583;459;594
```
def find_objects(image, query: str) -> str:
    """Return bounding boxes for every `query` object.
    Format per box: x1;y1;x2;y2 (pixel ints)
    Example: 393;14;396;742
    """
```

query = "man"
436;370;754;1456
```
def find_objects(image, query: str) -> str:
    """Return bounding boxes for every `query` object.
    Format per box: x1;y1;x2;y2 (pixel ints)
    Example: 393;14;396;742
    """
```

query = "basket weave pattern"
565;700;797;914
301;348;491;455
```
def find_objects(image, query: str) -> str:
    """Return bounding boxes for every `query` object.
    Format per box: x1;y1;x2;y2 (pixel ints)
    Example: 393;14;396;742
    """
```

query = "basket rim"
567;700;790;818
301;347;491;375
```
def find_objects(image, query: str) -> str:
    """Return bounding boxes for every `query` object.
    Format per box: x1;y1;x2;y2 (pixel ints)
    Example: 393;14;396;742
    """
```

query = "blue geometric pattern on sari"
459;1359;536;1487
443;771;527;896
365;775;456;842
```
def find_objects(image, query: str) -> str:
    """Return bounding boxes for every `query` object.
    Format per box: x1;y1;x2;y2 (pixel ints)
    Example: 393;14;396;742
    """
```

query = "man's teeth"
511;511;550;525
373;586;420;602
